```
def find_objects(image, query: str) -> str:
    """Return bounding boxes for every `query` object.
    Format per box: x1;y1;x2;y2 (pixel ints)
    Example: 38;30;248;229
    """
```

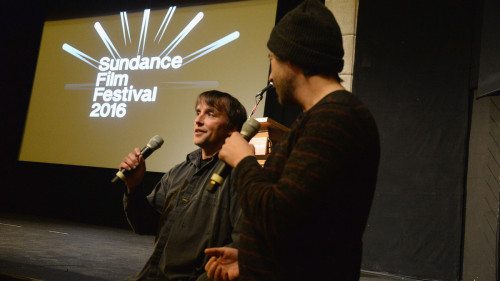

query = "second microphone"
207;118;261;191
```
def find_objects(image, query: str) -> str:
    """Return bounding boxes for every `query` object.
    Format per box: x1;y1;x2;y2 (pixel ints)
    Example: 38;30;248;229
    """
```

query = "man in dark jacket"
120;90;247;281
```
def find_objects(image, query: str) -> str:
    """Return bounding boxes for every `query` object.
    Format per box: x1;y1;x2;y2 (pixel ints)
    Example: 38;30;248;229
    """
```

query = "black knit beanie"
267;0;344;74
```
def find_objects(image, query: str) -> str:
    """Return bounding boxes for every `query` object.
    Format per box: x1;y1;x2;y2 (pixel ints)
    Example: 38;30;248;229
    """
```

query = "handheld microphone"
207;118;261;191
111;135;164;183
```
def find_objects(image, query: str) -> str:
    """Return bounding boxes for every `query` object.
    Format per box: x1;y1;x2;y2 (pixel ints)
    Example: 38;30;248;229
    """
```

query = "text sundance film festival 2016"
62;8;239;118
92;55;181;118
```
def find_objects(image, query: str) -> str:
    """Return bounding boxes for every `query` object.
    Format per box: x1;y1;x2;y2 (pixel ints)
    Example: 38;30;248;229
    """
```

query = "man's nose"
195;114;204;124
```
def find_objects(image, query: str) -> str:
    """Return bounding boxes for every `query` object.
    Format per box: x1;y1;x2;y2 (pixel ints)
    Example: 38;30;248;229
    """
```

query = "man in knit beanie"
267;0;345;79
205;0;380;280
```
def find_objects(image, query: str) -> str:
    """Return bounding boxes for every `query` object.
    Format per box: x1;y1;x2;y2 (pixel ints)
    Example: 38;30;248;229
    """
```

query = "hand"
219;132;255;168
204;247;239;281
119;147;146;192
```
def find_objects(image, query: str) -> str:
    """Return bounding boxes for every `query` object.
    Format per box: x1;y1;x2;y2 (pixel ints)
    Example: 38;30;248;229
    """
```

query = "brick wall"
325;0;357;91
463;95;500;281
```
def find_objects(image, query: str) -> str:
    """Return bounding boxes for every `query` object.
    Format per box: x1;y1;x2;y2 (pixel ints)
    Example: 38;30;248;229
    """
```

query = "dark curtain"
352;0;480;280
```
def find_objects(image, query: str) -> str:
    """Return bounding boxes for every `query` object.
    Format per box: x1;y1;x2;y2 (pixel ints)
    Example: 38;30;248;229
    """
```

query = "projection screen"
19;0;277;172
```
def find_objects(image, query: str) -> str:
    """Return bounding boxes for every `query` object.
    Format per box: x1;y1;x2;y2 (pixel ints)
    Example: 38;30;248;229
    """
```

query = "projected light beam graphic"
159;12;203;58
61;6;241;119
137;9;150;56
183;31;240;65
62;44;100;69
154;6;176;43
120;11;132;46
63;7;240;71
94;22;122;59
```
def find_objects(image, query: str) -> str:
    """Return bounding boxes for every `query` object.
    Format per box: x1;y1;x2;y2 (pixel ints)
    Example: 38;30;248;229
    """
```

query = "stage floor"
0;212;153;281
0;212;401;281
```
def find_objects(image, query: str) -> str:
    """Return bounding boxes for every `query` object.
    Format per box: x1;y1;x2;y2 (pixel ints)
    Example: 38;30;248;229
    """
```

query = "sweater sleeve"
232;102;364;239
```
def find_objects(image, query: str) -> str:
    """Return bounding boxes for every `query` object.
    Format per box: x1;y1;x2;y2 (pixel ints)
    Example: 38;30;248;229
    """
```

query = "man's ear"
288;61;303;75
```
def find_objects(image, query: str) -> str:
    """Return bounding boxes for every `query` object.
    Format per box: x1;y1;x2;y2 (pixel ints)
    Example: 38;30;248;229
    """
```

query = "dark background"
0;0;307;228
1;0;497;280
353;0;479;280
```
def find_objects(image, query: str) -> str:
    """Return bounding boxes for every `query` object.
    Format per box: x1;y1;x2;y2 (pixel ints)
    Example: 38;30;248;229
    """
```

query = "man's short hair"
195;90;247;131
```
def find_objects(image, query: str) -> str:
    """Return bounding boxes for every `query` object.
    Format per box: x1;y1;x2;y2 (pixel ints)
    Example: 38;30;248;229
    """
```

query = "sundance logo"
62;7;239;118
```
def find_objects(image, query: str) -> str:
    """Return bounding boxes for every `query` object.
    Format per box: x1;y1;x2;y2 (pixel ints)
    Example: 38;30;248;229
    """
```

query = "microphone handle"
207;161;232;191
207;121;259;191
139;145;154;158
111;146;152;183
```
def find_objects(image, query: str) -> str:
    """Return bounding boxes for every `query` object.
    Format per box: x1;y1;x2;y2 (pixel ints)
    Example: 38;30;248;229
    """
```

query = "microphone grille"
148;135;164;150
240;118;261;140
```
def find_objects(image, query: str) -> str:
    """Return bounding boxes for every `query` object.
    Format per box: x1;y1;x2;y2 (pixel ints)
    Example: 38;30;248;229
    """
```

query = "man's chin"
193;138;202;146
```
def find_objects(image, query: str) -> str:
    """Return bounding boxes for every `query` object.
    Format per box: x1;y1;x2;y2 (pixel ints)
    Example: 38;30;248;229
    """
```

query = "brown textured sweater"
232;90;380;281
